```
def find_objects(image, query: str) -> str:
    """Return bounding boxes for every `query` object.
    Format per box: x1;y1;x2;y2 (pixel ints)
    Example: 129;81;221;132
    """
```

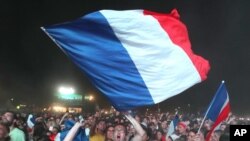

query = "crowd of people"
0;109;247;141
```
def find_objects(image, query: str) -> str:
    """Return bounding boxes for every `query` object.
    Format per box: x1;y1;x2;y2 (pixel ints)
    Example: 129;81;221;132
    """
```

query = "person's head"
187;129;197;141
52;125;60;134
105;126;114;141
142;117;149;125
86;115;95;126
96;120;106;133
219;123;227;131
1;111;16;126
177;122;187;135
148;122;156;131
0;121;9;140
135;115;141;123
113;124;126;141
195;129;205;141
161;120;168;130
204;120;213;131
155;130;163;141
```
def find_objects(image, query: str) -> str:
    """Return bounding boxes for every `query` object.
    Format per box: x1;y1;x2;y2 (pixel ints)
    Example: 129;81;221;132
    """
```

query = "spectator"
1;111;25;141
105;125;114;141
113;124;126;141
33;121;50;141
154;129;163;141
90;119;106;141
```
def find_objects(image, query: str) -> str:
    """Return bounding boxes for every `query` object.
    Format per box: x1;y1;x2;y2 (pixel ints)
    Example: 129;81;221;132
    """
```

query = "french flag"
167;114;179;136
204;81;231;141
55;120;88;141
42;9;210;111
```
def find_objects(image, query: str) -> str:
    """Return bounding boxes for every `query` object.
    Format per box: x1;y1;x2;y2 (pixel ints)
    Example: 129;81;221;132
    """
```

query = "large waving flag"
42;9;210;111
199;81;230;141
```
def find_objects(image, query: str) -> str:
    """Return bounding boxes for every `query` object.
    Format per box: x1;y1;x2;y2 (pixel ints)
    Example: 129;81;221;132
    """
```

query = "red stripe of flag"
143;9;210;80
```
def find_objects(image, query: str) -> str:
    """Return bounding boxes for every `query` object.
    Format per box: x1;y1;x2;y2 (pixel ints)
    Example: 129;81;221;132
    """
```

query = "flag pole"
197;80;225;133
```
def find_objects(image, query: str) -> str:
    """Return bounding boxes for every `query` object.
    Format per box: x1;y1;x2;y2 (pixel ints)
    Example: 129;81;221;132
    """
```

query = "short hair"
5;111;17;120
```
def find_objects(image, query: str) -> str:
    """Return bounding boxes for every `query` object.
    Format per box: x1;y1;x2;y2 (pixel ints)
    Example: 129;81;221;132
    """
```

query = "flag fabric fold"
204;81;231;141
42;9;210;111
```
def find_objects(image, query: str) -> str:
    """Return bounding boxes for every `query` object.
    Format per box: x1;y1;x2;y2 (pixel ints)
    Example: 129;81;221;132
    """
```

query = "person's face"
187;131;196;141
106;127;114;140
1;112;14;125
56;118;60;124
114;125;126;141
220;124;226;131
0;124;8;139
87;116;94;125
177;125;186;134
156;131;162;140
97;121;106;132
135;115;140;122
161;121;167;129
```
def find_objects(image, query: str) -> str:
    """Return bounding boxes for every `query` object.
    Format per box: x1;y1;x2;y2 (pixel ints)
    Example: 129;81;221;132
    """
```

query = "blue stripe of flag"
206;82;228;121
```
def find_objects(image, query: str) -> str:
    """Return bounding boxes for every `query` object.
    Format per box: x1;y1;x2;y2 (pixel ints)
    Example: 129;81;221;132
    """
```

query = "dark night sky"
1;0;250;115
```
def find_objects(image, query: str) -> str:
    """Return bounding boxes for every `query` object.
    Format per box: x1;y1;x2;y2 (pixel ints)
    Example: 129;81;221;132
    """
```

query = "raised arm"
63;122;84;141
125;114;145;141
59;112;69;125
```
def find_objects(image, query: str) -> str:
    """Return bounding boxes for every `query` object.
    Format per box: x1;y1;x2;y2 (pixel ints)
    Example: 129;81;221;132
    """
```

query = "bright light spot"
53;106;67;112
89;95;94;101
16;106;20;109
105;111;108;114
20;104;26;107
58;87;75;94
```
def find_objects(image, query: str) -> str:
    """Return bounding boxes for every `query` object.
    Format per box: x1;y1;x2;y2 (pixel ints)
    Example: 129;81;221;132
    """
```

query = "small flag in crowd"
55;120;88;141
167;115;179;136
42;9;210;111
202;81;231;141
27;114;35;129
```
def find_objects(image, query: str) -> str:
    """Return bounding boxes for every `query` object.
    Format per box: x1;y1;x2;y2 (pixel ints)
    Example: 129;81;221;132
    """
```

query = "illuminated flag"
42;9;210;111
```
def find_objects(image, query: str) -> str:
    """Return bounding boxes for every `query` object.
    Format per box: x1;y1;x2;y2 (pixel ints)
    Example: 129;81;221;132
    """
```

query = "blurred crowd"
0;109;248;141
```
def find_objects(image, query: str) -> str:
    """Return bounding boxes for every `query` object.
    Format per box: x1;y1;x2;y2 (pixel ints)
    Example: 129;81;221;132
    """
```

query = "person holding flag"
198;81;231;141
